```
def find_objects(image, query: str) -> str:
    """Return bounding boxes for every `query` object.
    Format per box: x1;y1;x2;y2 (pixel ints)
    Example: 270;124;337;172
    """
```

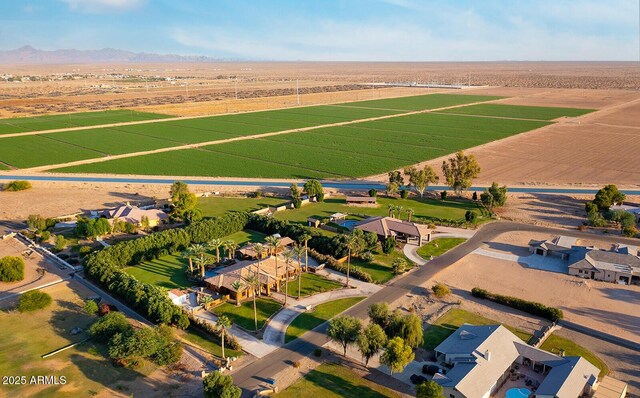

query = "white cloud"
61;0;147;14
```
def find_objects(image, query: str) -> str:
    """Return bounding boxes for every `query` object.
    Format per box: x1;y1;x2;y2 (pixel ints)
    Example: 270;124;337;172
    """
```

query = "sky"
0;0;638;61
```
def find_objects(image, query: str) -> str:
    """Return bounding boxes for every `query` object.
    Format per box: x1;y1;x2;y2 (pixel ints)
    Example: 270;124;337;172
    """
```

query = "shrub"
392;258;407;274
400;190;408;199
308;248;373;283
17;290;52;312
292;198;302;209
313;348;322;357
440;191;447;200
203;372;241;398
293;360;301;368
39;230;51;242
584;201;599;215
54;235;67;252
89;312;133;342
368;188;377;197
588;212;607;227
381;236;396;254
79;246;93;256
431;283;451;298
472;192;478;201
359;251;374;262
186;313;241;350
464;210;477;223
27;214;47;232
0;256;25;282
83;299;99;315
316;192;325;202
3;180;31;191
471;287;563;321
623;225;638;238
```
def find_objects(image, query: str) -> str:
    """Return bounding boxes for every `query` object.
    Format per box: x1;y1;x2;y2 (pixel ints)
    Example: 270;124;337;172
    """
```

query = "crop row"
436;103;595;120
339;93;505;111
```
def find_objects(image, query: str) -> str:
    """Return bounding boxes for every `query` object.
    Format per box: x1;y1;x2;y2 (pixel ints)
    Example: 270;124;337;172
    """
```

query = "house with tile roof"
101;203;167;227
354;216;432;245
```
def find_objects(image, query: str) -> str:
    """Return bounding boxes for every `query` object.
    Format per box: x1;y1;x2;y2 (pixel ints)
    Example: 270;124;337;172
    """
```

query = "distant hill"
0;46;219;64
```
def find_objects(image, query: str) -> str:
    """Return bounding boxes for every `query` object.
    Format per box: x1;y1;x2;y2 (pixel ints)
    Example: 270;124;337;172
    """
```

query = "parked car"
410;374;428;385
422;364;441;375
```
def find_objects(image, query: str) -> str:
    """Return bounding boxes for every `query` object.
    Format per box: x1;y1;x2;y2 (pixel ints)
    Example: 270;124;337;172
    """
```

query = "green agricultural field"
338;93;504;111
275;362;400;398
438;103;595;120
285;297;365;343
212;298;282;331
49;128;179;155
198;196;287;218
0;162;9;170
423;308;532;350
0;134;103;168
0;109;170;135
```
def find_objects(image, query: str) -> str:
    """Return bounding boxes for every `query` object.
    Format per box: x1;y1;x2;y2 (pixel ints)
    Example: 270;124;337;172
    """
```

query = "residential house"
568;249;640;285
528;236;578;260
433;324;601;398
237;235;294;260
346;196;377;205
100;203;167;227
355;216;432;245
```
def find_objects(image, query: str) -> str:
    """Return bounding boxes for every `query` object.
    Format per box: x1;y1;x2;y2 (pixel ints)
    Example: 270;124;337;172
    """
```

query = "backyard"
422;308;533;350
285;297;365;343
274;362;400;398
211;297;283;331
539;333;609;377
285;273;343;298
198;196;287;218
350;249;413;284
416;237;467;260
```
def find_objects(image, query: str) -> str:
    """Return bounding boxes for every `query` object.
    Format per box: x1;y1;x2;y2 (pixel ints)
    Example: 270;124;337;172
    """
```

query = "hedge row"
84;213;250;328
186;313;241;351
471;288;563;322
308;248;373;283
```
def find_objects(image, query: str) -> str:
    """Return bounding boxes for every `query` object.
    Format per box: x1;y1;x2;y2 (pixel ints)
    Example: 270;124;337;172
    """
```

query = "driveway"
473;248;569;274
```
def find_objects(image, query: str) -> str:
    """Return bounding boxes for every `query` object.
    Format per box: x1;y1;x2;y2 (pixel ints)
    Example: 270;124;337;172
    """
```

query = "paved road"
1;173;639;195
231;221;640;396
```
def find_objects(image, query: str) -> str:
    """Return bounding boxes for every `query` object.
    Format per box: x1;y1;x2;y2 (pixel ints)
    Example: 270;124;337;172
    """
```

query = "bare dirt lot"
435;231;640;345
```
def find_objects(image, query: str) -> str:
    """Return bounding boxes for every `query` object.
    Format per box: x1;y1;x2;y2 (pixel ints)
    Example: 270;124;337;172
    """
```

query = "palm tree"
264;235;282;277
183;243;206;274
253;243;264;296
209;238;223;264
299;233;312;272
224;240;238;260
200;294;213;310
406;208;414;222
396;205;404;219
231;280;244;306
216;315;232;359
243;273;260;332
194;254;213;279
346;233;362;288
281;248;295;306
387;204;395;217
293;245;306;300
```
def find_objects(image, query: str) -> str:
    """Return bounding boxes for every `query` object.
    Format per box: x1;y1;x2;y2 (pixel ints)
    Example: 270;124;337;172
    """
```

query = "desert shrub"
17;290;52;312
0;256;25;282
3;180;31;191
471;287;563;321
400;190;408;199
431;283;451;298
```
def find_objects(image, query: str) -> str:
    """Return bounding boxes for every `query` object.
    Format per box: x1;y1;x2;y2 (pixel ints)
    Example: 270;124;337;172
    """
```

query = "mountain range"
0;46;219;64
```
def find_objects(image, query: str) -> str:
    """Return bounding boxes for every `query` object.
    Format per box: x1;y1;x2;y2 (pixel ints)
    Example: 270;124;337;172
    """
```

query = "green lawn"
285;273;343;298
416;237;467;260
212;298;283;331
275;362;400;398
285;297;365;343
540;333;609;377
198;196;287;218
350;249;413;284
423;308;533;350
438;103;595;120
178;327;243;358
125;255;191;289
274;196;482;225
0;283;156;397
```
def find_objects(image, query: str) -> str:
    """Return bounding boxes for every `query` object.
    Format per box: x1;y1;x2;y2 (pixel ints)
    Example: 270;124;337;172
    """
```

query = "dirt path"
23;97;507;172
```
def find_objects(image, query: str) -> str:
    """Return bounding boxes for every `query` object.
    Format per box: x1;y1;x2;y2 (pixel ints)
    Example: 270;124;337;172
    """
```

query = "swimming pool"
505;388;531;398
339;220;358;229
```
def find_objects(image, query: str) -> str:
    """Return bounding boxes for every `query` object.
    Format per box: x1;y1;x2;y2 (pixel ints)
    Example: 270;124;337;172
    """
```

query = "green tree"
89;312;133;342
83;299;99;315
346;233;363;288
264;235;282;277
381;236;396;254
290;183;301;199
293;245;305;299
406;208;414;222
404;165;438;197
441;151;481;196
299;233;312;272
303;179;324;199
585;201;599;215
368;302;390;329
593;184;625;211
282;248;294;306
216;315;232;359
416;380;444;398
480;190;494;210
194;254;213;279
203;371;241;398
244;273;260;332
17;290;52;313
465;210;477;223
0;256;24;282
357;323;387;367
388;170;404;186
488;182;508;207
4;180;31;191
170;181;200;223
400;313;423;349
230;280;244;306
209;238;224;264
140;215;151;232
381;337;415;374
26;214;47;232
387;182;400;196
224;239;238;260
54;235;67;252
392;258;407;274
327;315;362;356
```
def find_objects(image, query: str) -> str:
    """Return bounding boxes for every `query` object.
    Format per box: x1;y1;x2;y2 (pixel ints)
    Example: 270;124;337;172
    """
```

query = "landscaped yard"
416;237;467;260
350;249;413;284
285;273;343;298
423;308;533;350
285;297;365;343
198;196;287;218
0;282;157;398
212;297;283;331
274;362;400;398
178;327;243;359
274;196;483;225
540;333;609;377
